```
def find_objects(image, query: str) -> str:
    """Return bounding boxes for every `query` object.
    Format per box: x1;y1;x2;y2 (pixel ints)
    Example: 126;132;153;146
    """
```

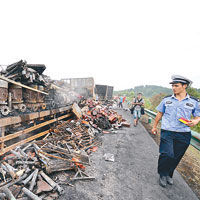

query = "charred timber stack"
0;60;80;117
0;60;51;116
4;60;46;85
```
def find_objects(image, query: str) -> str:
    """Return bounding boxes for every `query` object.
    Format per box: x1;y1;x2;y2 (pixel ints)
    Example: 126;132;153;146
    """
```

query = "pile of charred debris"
0;99;130;200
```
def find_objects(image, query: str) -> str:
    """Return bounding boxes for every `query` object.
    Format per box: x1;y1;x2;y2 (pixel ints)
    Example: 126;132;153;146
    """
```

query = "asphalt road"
59;108;198;200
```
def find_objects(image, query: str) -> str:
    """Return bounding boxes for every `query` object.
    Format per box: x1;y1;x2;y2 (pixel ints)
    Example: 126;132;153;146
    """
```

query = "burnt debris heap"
0;99;130;199
0;60;130;200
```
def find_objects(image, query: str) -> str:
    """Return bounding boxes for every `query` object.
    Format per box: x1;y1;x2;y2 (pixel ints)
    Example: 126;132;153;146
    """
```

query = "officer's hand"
151;128;158;135
186;119;199;127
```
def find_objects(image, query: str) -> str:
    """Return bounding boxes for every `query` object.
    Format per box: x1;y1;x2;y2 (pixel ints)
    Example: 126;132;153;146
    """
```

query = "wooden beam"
0;105;72;127
0;127;5;157
0;74;48;95
0;113;72;143
0;130;50;155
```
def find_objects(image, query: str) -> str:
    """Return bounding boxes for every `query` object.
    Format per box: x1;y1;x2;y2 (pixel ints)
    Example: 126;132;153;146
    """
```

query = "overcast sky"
0;0;200;90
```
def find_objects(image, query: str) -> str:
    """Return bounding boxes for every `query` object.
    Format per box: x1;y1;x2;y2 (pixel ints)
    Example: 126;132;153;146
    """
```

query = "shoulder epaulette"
190;96;200;102
163;95;172;99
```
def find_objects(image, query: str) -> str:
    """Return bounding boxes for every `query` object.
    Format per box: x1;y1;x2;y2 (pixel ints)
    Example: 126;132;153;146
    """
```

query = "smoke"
54;90;81;105
52;78;94;105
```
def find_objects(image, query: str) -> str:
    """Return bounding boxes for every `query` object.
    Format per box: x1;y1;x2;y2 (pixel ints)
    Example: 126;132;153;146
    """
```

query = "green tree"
187;87;200;98
187;87;200;133
149;93;167;112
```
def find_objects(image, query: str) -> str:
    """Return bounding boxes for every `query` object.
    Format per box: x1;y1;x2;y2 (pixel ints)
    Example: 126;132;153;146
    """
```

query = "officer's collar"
172;93;190;100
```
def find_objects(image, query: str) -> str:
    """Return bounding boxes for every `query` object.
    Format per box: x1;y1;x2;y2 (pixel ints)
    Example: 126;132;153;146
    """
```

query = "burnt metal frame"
0;105;72;155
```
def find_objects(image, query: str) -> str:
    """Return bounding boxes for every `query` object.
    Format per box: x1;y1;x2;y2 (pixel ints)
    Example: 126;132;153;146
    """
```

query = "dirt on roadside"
141;115;200;199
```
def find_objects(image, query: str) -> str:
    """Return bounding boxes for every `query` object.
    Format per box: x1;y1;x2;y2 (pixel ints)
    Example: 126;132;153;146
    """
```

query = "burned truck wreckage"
0;60;130;200
0;60;97;117
0;60;114;152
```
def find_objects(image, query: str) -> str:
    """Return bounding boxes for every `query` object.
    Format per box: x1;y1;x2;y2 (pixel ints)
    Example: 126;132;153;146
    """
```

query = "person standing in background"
132;93;144;127
130;96;136;123
119;96;123;108
123;96;126;103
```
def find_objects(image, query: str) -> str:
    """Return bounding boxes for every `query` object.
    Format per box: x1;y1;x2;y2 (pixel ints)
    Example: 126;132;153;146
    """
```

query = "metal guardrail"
144;108;200;151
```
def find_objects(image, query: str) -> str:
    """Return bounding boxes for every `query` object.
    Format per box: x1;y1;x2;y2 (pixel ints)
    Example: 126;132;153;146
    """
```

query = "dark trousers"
158;129;191;178
119;102;123;108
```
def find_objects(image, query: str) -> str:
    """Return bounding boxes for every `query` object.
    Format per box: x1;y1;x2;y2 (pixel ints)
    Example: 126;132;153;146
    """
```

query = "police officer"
151;75;200;187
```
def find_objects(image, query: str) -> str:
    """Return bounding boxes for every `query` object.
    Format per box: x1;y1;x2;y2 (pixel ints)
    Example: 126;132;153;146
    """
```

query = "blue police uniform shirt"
156;94;200;132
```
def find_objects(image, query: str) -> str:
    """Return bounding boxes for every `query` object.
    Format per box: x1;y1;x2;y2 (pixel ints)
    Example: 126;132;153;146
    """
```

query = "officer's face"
172;83;187;94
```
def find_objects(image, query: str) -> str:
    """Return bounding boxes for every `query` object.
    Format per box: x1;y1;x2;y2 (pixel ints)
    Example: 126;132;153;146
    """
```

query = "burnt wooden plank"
0;105;72;127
